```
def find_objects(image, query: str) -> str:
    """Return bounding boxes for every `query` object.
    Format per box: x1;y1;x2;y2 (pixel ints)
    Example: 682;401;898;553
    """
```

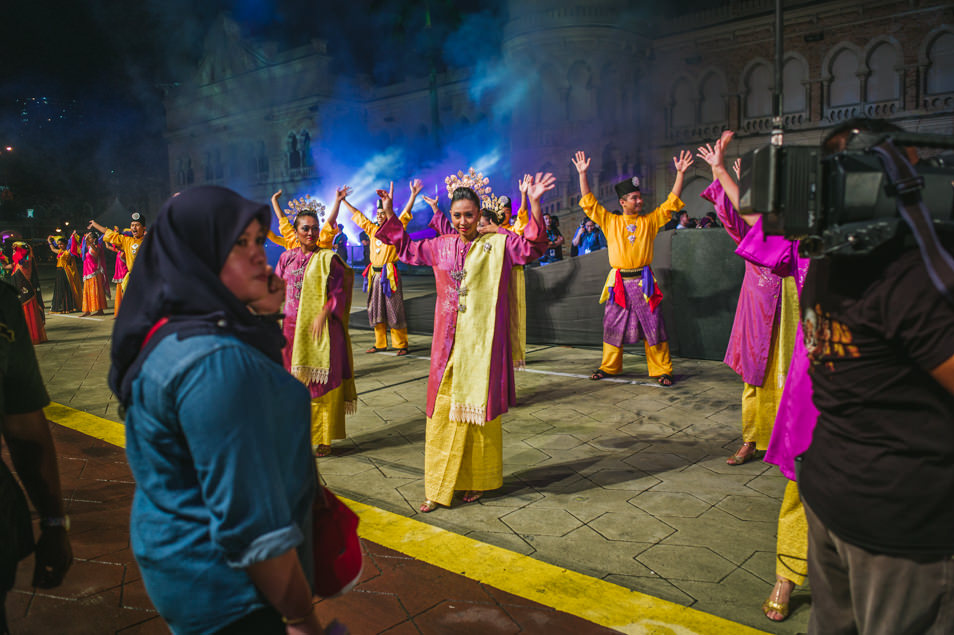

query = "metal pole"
771;0;784;146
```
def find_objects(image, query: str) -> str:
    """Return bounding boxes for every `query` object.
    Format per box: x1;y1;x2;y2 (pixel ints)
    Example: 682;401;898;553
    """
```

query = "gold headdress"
444;167;492;201
286;195;327;222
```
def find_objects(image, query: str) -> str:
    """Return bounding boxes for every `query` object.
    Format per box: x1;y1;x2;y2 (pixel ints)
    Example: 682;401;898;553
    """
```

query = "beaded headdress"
444;167;492;202
286;195;327;222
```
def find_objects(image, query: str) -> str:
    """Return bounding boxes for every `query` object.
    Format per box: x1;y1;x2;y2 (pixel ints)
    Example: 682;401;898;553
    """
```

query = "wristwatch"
41;515;70;531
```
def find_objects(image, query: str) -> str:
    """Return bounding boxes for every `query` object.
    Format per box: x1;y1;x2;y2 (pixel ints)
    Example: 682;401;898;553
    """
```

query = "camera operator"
571;218;606;256
797;119;954;634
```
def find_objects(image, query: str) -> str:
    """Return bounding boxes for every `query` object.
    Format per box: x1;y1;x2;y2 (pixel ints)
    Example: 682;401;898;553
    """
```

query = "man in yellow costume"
571;150;693;386
342;180;422;355
88;212;147;295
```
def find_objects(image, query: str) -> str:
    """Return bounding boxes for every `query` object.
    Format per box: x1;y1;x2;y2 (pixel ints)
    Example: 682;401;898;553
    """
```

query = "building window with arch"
744;63;773;119
926;31;954;95
827;47;862;121
670;78;695;131
866;43;901;103
699;72;727;126
782;57;807;114
287;132;301;171
256;141;269;181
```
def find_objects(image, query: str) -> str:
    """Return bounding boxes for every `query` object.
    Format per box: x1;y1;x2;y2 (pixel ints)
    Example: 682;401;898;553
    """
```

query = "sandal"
366;346;384;353
726;442;756;465
395;348;409;356
762;576;795;621
590;369;610;380
654;373;674;387
314;444;332;457
462;490;484;504
420;500;439;513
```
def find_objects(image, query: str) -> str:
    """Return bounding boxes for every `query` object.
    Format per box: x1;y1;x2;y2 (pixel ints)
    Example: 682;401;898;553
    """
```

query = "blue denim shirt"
125;333;315;634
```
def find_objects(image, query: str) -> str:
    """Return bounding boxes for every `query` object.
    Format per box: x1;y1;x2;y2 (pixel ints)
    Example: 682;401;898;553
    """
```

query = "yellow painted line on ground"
47;402;768;635
45;402;126;448
349;498;768;635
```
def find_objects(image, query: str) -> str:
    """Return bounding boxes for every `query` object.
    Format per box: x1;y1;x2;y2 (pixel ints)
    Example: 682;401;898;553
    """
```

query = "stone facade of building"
164;0;953;224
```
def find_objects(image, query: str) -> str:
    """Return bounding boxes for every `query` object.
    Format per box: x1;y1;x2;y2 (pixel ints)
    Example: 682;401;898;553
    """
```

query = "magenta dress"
275;248;352;400
735;217;817;481
377;214;546;421
703;180;782;386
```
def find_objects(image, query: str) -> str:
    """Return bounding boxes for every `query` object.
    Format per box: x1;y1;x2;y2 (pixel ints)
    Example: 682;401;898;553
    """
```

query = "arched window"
744;63;772;118
926;32;954;94
699;72;726;124
567;61;594;123
539;65;563;125
829;49;861;107
599;63;620;123
287;132;301;170
671;78;695;128
782;57;807;113
256;141;268;180
866;43;900;102
300;130;312;167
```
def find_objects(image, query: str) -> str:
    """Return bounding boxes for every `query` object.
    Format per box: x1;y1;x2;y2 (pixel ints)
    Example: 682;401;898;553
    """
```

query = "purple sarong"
602;278;666;347
367;270;407;330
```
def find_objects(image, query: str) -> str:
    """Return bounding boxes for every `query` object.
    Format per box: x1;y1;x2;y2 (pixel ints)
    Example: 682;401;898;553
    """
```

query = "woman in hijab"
111;186;328;634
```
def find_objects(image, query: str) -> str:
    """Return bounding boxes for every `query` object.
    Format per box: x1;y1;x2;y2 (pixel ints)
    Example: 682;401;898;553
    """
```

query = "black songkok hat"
614;176;641;199
131;211;146;225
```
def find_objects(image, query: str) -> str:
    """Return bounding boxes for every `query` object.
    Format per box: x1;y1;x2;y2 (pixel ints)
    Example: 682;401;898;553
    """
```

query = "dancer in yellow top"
571;149;693;386
342;180;422;355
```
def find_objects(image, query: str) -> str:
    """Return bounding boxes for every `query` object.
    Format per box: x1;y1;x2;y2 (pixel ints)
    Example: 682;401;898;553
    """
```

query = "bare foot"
420;500;438;513
314;444;332;457
762;576;795;621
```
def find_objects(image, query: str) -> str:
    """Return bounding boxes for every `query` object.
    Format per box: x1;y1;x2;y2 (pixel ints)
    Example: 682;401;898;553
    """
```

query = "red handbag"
311;487;362;598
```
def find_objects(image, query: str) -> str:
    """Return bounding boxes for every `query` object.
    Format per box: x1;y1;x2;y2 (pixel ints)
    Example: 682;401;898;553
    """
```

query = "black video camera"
738;131;954;257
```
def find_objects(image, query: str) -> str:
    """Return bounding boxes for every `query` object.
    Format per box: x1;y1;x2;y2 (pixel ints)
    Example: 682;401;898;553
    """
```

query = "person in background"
571;219;607;256
539;213;564;265
1;281;72;634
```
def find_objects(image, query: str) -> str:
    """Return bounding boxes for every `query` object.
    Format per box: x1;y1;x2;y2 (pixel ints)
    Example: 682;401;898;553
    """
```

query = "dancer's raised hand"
673;149;694;173
421;194;440;213
335;185;352;203
571;151;590;174
528;172;556;202
409;179;423;196
518;174;532;194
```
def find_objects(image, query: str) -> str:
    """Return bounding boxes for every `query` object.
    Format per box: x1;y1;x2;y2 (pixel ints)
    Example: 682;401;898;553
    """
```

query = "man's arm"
571;151;592;198
669;149;694;200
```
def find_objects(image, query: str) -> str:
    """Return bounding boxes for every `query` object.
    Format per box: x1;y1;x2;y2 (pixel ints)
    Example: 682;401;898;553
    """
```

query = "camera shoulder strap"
870;140;954;304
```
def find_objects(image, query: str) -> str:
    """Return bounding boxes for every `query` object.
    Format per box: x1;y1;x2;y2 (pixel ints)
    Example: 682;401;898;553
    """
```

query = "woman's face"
295;215;321;250
220;219;269;305
450;199;480;241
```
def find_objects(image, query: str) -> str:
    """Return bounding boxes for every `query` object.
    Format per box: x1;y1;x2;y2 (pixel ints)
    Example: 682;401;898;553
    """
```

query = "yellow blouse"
103;230;145;271
351;209;411;267
578;192;684;269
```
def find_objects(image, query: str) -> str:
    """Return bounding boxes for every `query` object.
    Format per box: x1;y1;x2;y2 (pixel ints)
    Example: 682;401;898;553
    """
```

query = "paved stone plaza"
30;276;811;633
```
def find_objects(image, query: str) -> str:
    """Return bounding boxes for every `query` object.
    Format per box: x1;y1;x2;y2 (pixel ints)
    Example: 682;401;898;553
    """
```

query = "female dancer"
47;235;81;313
377;172;553;512
11;242;46;344
275;186;356;457
79;232;107;316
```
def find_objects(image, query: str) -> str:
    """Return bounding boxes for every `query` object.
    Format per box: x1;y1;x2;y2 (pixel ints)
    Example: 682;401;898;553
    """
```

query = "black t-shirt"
800;249;954;556
0;283;50;418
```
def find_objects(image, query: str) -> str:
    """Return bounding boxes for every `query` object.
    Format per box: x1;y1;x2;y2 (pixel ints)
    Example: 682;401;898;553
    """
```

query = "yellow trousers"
776;480;808;585
740;324;783;449
310;385;348;448
599;340;672;377
424;365;503;506
374;323;408;349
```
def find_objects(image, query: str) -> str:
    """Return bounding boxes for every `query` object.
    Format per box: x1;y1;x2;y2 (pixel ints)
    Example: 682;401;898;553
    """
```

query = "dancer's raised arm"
571;151;592;198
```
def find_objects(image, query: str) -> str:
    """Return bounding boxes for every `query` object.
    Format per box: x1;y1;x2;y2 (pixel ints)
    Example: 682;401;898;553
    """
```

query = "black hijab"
110;186;284;405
